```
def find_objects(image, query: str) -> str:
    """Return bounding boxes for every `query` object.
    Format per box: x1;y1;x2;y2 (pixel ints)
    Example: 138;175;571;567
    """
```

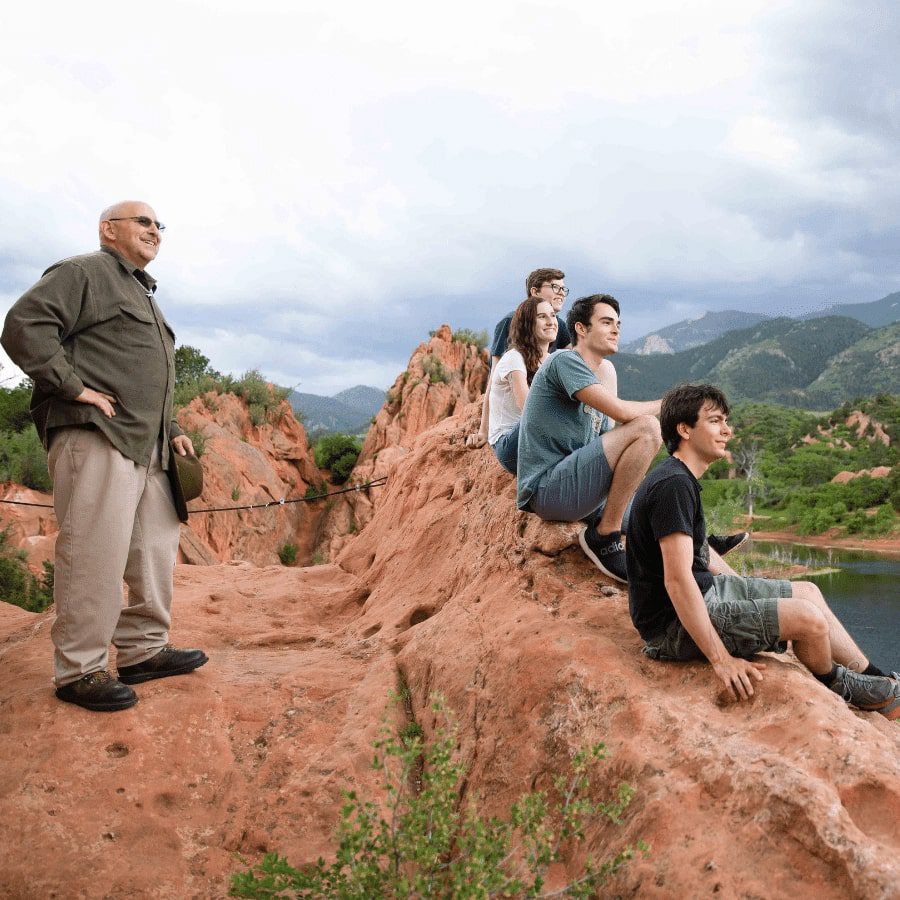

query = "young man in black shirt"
626;383;898;717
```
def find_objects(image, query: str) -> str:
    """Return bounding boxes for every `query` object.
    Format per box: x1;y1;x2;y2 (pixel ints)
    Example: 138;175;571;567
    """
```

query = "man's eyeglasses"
549;284;569;296
108;216;166;232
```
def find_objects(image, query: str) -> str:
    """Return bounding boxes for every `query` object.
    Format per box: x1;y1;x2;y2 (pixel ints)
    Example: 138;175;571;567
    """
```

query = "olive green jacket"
1;247;183;468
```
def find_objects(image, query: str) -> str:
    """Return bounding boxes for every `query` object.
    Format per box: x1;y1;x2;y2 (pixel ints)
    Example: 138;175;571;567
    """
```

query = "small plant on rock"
277;543;298;566
230;695;646;898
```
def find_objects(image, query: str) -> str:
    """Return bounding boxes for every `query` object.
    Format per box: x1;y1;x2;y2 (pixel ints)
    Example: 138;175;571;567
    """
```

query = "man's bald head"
98;200;162;270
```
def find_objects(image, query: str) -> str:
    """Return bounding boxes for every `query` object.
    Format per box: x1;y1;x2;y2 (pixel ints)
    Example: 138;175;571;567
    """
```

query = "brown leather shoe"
117;646;209;684
55;671;138;712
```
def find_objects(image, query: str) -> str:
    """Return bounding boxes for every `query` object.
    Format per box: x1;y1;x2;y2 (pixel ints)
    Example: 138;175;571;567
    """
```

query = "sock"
814;664;838;687
862;663;886;678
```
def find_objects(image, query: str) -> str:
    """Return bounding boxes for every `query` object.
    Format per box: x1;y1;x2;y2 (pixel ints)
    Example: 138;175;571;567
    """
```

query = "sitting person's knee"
633;414;662;447
794;599;829;637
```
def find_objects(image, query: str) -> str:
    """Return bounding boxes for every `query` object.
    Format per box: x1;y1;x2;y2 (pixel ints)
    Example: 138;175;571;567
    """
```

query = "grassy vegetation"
451;327;489;350
701;394;899;537
0;528;53;613
174;345;291;426
230;695;646;898
421;354;450;385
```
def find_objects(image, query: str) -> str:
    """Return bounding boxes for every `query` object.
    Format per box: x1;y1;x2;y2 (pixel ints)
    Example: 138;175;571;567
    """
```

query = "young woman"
487;297;558;473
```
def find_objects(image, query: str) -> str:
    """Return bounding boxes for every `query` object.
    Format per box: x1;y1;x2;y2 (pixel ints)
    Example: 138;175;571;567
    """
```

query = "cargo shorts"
642;574;792;661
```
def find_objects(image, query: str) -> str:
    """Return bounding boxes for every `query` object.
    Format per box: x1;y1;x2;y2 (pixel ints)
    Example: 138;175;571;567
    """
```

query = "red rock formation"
831;466;893;484
0;393;327;573
176;392;325;566
317;324;489;559
1;398;897;899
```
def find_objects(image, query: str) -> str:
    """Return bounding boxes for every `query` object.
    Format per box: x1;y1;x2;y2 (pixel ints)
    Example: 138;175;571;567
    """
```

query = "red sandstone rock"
317;324;489;559
175;393;325;566
0;393;328;572
831;466;892;484
1;397;898;899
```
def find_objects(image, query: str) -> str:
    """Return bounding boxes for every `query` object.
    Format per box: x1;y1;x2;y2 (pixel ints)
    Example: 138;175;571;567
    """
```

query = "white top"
488;349;527;445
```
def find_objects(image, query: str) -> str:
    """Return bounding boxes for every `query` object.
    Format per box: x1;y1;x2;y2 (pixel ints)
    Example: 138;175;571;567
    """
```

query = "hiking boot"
830;665;900;719
55;671;138;712
579;527;627;584
117;646;208;685
708;532;750;557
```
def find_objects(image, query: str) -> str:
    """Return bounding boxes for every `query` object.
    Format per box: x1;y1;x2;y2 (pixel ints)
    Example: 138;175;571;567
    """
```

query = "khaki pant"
48;427;181;686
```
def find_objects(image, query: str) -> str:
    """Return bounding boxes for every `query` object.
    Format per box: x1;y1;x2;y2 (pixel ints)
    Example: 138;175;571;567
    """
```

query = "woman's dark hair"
509;297;553;384
566;294;620;345
661;383;731;454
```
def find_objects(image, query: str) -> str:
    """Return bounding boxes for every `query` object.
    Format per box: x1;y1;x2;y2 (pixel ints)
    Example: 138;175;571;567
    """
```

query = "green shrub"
421;354;450;385
278;543;298;566
183;429;206;458
0;381;34;432
314;434;361;472
231;486;241;501
230;695;646;898
304;484;326;500
452;327;489;350
0;427;51;491
329;451;358;485
0;530;52;612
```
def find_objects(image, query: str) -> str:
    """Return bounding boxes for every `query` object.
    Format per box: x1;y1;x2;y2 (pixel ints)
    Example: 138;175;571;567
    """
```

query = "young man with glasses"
516;294;663;582
466;268;571;449
626;383;898;716
2;201;208;712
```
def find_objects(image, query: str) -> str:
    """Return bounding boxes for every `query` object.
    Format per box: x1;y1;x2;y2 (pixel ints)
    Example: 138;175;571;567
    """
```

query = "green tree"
174;345;221;385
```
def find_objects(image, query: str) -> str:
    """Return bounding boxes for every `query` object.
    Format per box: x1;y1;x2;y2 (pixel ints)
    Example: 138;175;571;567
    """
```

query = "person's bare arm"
509;369;528;412
660;532;765;701
574;381;661;423
466;355;500;448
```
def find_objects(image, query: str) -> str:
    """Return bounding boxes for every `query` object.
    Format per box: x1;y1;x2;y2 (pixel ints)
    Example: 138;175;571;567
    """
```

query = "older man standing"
2;201;208;711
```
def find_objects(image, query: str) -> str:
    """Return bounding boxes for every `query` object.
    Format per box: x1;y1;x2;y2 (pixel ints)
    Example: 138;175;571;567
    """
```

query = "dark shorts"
642;574;792;661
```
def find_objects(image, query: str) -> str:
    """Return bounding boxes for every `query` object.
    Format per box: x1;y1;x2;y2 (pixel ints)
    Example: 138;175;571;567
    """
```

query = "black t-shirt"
489;312;571;361
626;456;713;640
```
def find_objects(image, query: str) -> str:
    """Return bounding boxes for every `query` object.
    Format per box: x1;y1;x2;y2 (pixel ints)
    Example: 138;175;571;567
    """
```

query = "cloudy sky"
1;1;898;394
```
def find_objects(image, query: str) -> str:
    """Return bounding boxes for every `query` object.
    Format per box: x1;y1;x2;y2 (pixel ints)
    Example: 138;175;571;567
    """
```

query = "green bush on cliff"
230;695;646;898
313;434;361;485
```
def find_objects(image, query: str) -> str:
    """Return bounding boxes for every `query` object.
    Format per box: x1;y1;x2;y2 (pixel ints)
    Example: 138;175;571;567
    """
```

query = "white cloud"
0;0;896;394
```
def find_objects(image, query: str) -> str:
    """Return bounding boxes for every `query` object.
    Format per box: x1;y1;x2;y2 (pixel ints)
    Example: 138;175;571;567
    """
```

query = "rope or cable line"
0;477;388;513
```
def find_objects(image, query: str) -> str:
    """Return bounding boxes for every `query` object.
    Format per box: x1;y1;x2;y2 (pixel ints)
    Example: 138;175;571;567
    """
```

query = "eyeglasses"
108;216;166;232
549;284;569;296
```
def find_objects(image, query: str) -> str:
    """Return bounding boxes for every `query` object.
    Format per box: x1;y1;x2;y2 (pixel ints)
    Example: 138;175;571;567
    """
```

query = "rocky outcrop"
316;324;489;559
176;392;325;566
1;395;897;899
0;393;328;574
831;466;893;484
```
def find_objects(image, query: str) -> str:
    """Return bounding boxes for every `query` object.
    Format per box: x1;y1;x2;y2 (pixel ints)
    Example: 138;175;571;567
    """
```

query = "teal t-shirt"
516;350;610;509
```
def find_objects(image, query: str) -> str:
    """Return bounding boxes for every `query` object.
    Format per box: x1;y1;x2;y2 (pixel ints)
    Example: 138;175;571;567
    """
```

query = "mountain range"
621;291;898;354
287;385;386;437
616;316;899;408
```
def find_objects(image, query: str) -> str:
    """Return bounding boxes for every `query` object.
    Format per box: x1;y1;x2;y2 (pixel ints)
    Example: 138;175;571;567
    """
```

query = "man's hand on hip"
75;387;117;418
172;434;196;457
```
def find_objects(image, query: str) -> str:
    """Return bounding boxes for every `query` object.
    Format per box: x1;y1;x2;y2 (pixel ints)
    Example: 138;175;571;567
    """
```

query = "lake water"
753;541;899;673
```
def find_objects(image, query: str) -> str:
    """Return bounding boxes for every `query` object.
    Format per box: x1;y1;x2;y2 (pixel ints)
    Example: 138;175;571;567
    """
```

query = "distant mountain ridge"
801;292;899;328
288;385;385;437
616;315;897;409
621;310;770;354
623;291;898;354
